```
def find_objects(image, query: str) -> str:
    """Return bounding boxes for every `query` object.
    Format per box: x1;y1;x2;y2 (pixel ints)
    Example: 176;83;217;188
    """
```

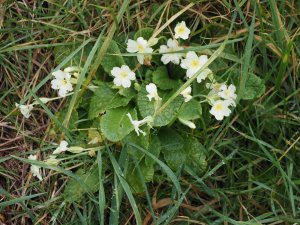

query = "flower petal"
126;39;138;53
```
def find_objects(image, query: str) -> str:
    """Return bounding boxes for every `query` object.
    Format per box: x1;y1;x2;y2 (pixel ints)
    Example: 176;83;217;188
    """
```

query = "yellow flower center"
215;103;223;111
120;71;128;79
225;90;230;96
61;79;67;86
168;47;174;53
178;26;185;34
190;60;200;68
214;84;221;90
137;44;145;52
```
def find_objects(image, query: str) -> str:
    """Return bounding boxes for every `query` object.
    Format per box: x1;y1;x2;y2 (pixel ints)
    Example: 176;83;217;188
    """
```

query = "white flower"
180;86;192;102
63;66;81;73
53;140;69;154
180;51;209;81
174;21;190;40
146;83;161;102
206;82;224;91
196;68;212;83
110;65;135;88
218;84;237;106
111;65;136;88
51;70;73;97
206;82;225;105
126;37;153;64
159;39;184;64
15;103;34;118
209;100;232;121
127;113;153;136
178;118;196;129
28;155;42;181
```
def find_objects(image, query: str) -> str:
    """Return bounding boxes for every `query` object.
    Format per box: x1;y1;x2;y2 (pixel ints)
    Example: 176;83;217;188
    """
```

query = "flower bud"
68;146;85;154
44;156;60;166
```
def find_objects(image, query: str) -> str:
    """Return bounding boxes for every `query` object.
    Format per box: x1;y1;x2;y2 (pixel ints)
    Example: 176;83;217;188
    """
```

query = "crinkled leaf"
159;128;185;170
100;107;137;142
241;74;265;100
134;27;154;40
123;128;150;160
89;83;135;119
126;159;154;194
101;39;125;73
145;135;161;166
64;167;99;202
159;128;207;174
152;66;181;90
158;128;184;151
137;87;183;127
183;135;207;175
178;99;202;121
141;162;155;182
163;149;187;171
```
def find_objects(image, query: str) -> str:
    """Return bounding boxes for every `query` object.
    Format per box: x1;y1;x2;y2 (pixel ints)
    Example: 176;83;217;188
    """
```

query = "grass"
0;0;300;224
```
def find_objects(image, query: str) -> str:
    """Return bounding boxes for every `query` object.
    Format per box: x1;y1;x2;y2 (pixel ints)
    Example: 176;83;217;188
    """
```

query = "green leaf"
134;27;154;40
145;135;161;166
123;136;161;194
163;148;187;171
183;135;207;175
101;39;125;73
158;128;185;170
140;161;155;182
137;87;183;127
159;128;207;174
64;167;99;202
127;142;182;194
126;159;154;194
158;128;184;151
100;107;137;142
152;66;181;90
178;99;202;121
241;73;265;100
123;129;150;160
88;83;135;119
124;133;160;168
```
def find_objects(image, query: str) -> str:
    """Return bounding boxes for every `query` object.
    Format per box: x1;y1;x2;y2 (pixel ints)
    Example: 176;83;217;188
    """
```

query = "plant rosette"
22;21;265;196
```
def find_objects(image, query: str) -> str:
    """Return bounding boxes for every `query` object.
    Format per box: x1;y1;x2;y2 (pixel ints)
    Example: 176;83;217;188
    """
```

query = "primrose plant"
17;20;246;195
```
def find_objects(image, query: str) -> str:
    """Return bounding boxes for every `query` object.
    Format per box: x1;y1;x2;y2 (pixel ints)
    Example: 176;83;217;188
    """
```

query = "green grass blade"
0;191;45;208
107;147;142;225
237;5;256;102
97;151;106;225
